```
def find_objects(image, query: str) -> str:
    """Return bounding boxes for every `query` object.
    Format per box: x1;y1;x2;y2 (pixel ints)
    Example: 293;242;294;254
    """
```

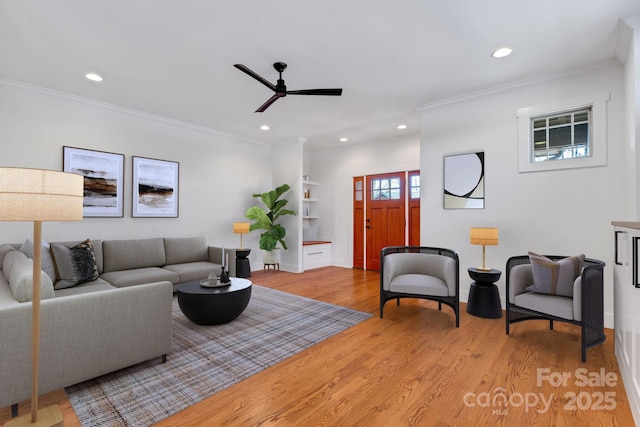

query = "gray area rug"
66;285;372;426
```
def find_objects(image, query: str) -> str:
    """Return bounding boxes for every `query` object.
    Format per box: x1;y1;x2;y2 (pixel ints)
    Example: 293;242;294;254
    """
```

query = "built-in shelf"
303;198;318;202
303;215;319;219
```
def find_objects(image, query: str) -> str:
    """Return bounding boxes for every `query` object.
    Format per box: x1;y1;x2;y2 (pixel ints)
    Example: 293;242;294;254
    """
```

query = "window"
371;177;401;200
516;93;608;173
354;179;363;201
410;175;420;199
531;108;591;162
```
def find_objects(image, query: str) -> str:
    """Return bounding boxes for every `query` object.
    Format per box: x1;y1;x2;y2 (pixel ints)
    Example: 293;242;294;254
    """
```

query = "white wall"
272;138;304;272
419;66;629;328
0;80;272;270
307;134;420;267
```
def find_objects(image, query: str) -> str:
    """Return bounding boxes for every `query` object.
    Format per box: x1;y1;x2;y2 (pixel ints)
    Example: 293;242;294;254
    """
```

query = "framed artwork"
443;152;485;209
63;146;124;217
132;156;179;218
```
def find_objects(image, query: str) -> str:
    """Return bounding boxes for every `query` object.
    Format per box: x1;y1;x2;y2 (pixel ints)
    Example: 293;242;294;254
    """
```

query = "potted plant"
245;184;296;264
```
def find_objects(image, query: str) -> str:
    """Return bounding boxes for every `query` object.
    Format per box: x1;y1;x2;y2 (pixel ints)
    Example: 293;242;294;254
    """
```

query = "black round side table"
466;268;502;319
235;248;251;278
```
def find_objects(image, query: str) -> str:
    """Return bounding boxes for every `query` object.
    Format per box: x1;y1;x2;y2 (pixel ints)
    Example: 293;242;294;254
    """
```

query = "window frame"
516;92;609;173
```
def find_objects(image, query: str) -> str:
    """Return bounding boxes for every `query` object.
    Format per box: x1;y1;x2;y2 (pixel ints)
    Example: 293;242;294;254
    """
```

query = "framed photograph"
443;152;485;209
63;146;124;217
132;156;179;218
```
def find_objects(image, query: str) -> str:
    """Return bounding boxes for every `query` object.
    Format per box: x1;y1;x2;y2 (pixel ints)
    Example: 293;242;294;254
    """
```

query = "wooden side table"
466;267;502;319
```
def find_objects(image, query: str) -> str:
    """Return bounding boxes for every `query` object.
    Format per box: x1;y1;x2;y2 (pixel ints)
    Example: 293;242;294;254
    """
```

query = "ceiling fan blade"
286;88;342;96
234;64;276;92
255;94;281;113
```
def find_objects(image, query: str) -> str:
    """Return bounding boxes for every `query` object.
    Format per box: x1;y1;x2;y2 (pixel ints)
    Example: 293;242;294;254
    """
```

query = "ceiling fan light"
260;125;270;130
491;47;513;58
397;124;407;130
339;137;348;142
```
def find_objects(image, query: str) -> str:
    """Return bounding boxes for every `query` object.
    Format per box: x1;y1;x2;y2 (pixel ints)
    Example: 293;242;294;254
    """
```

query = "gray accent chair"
380;246;460;327
505;255;606;362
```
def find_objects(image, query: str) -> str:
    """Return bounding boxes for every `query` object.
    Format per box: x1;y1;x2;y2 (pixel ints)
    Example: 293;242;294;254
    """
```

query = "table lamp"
0;168;83;427
233;222;250;249
470;227;498;271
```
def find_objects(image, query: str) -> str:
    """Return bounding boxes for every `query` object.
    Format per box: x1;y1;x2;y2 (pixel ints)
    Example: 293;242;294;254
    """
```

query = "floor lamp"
0;168;83;427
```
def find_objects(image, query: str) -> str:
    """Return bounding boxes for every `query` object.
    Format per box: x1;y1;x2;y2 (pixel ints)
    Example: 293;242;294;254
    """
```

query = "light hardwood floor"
0;267;634;426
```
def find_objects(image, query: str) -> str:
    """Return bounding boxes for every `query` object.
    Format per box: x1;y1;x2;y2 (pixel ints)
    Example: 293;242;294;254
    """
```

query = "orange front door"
365;172;406;271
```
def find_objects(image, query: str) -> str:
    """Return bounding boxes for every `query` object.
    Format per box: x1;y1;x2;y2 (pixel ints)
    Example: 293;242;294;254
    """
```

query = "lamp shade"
0;168;83;221
233;222;250;234
470;227;499;246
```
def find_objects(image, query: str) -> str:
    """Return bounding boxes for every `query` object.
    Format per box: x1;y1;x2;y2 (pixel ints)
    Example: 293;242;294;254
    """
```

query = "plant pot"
263;248;281;265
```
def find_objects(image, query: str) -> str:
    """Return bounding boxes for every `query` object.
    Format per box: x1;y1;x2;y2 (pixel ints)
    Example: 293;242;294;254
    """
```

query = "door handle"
615;230;626;265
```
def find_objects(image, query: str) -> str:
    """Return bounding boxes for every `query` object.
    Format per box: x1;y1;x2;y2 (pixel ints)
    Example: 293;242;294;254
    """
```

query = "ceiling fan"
234;62;342;112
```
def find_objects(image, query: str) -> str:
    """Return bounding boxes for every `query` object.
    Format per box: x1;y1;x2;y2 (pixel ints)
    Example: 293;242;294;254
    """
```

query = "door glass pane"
410;175;420;199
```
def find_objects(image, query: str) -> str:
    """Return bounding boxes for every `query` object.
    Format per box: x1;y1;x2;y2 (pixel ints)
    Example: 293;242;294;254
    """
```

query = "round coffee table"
177;277;252;325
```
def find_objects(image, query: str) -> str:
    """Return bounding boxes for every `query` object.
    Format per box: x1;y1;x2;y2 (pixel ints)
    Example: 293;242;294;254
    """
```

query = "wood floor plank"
0;266;634;426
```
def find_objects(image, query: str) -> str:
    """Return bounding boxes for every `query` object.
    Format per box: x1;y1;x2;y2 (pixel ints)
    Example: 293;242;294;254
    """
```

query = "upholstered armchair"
380;246;459;327
505;254;606;362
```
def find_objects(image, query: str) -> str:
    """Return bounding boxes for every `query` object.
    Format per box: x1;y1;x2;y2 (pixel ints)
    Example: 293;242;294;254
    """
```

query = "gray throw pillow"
51;239;100;290
526;252;585;297
20;239;56;282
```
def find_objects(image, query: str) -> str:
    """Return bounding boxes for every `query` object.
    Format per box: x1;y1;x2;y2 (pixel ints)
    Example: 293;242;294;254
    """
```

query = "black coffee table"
177;277;252;325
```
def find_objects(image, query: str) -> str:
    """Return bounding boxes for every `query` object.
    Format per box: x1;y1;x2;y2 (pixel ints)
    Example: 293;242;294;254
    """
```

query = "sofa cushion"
19;239;56;282
163;261;219;283
389;273;449;297
102;238;166;272
163;236;208;265
514;291;573;321
51;239;100;290
526;252;584;297
4;250;55;302
54;278;115;297
100;267;179;288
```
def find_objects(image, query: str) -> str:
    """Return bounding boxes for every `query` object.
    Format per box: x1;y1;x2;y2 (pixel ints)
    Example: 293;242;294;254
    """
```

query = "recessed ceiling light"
397;124;407;130
85;73;103;82
491;47;513;58
260;125;270;131
339;137;348;142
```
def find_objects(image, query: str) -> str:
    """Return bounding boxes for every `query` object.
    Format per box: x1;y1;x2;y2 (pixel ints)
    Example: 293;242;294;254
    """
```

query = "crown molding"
0;78;268;147
615;14;640;65
415;58;622;113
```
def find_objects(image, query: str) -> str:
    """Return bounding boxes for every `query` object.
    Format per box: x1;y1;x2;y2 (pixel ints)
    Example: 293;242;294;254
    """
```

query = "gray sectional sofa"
0;235;235;413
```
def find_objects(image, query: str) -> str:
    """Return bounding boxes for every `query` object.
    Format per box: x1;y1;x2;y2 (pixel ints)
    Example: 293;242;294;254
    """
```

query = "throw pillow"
526;252;585;297
51;239;100;290
19;239;57;282
3;250;55;302
0;244;17;268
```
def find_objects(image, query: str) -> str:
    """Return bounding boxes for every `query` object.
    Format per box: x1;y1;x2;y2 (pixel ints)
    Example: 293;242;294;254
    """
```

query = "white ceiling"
1;1;638;151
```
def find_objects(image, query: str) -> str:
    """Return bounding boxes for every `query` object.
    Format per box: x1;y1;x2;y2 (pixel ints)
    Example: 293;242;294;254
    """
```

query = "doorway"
353;170;420;271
